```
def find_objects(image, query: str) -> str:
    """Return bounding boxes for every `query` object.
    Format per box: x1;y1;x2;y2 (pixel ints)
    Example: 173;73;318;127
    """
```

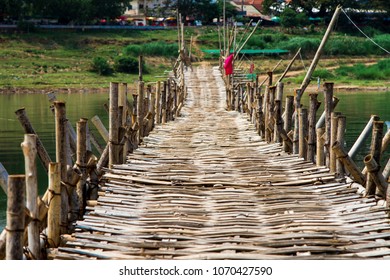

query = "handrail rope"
341;8;390;55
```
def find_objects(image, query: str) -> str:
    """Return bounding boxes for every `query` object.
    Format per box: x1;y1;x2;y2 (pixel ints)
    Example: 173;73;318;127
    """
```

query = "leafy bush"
279;37;320;53
114;55;139;74
335;59;390;80
90;57;113;76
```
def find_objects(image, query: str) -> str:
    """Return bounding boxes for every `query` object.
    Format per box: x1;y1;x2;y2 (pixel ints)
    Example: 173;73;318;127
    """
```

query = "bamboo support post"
336;116;347;177
366;121;384;196
348;115;379;158
53;101;69;233
118;83;128;127
283;95;294;152
274;82;284;143
156;81;162;124
161;81;167;124
6;175;25;260
308;93;320;163
0;162;8;195
293;90;301;154
316;127;326;166
323;83;334;166
76;119;87;218
364;155;388;198
332;141;365;185
137;81;145;140
21;134;40;259
15;108;52;172
47;162;61;248
298;108;308;160
109;82;120;168
330;112;342;173
315;97;339;129
0;230;5;260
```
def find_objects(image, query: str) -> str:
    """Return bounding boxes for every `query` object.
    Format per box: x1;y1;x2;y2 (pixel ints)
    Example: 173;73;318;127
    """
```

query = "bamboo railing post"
308;93;320;163
109;82;120;168
366;121;384;196
150;86;157;128
274;82;284;143
268;86;276;142
293;89;301;154
156;81;162;124
316;127;326;166
137;81;145;141
283;95;294;152
332;141;365;185
53;101;69;234
118;83;128;127
21;134;40;259
47;162;61;248
364;155;388;198
336;115;347;177
0;162;8;195
323;82;334;166
330;112;342;173
91;115;109;143
161;81;167;124
257;92;265;139
299;108;308;160
6;175;25;260
15;108;52;172
76;119;87;218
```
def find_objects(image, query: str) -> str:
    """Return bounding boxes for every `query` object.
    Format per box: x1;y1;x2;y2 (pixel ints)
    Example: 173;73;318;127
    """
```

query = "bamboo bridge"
43;66;389;260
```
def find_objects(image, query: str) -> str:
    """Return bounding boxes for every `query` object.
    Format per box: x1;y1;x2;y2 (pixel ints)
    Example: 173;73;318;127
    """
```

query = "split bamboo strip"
21;134;40;259
6;175;25;260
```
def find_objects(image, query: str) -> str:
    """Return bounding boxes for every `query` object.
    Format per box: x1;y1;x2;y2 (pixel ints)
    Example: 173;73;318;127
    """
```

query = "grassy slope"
0;27;388;93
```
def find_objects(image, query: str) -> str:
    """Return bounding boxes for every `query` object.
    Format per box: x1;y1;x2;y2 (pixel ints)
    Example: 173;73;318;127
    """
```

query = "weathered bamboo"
316;127;326;166
109;82;120;168
53;101;69;234
47;162;61;248
283;95;294;152
332;141;365;185
382;129;390;154
6;175;25;260
323;82;334;166
383;158;390;181
118;83;128;127
315;97;339;129
267;86;276;142
21;134;40;259
336;116;346;177
137;81;145;140
0;229;5;259
76;119;87;218
348;115;379;158
96;143;109;176
307;93;320;163
156;81;162;124
330;112;342;173
273;82;284;143
298;5;342;96
366;121;384;196
298;108;308;160
276;48;301;84
161;81;167;124
15;108;52;172
0;162;8;195
364;155;388;199
292;90;301;154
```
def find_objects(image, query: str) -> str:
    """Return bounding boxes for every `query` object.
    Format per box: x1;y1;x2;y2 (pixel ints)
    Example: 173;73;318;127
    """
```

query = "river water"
0;90;389;230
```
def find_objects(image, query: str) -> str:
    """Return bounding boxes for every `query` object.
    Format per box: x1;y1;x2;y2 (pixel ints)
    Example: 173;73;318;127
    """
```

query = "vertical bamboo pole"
47;162;61;248
330;112;341;173
323;82;334;167
6;175;25;260
109;82;119;168
274;82;284;143
283;95;294;152
0;162;8;195
268;86;276;142
15;108;52;172
364;155;387;198
336;115;346;177
299;108;308;160
54;101;69;234
161;81;167;124
156;81;162;124
76;119;87;218
316;127;326;166
118;83;128;127
308;93;320;163
366;121;384;196
137;81;145;140
21;134;40;259
293;89;301;154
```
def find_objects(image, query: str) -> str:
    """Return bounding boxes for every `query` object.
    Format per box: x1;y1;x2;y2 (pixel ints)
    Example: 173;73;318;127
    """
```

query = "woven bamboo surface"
51;67;390;260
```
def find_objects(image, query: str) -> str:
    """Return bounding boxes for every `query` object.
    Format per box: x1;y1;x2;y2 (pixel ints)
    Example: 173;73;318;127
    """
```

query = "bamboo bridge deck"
51;66;390;260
